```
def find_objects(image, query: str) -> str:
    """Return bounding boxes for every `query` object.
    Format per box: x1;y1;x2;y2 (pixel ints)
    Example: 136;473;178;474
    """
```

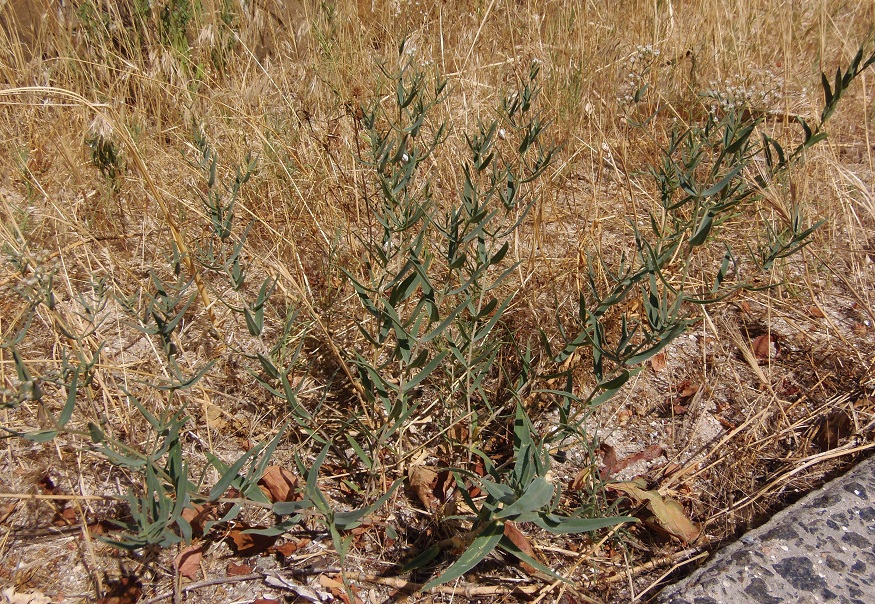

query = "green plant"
339;46;631;586
86;133;124;191
406;404;630;590
546;43;875;446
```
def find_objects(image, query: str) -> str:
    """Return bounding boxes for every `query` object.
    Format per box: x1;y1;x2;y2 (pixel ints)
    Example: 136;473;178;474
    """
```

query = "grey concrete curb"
657;456;875;604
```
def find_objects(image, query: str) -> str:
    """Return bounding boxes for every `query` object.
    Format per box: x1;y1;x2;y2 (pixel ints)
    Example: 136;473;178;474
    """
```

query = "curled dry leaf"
0;502;16;524
181;503;213;536
609;480;701;543
96;576;141;604
259;465;300;503
751;333;780;363
650;351;667;373
570;465;592;491
203;402;227;430
226;523;278;556
408;465;439;511
226;562;254;576
271;538;310;557
598;443;618;479
1;588;52;604
503;521;538;574
603;444;664;479
319;575;363;604
174;544;203;580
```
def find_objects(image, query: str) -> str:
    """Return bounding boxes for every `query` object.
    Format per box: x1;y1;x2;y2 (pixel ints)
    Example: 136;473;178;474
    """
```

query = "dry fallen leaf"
610;480;701;543
319;575;362;604
599;443;618;479
203;402;227;430
226;524;278;556
808;306;826;318
181;503;213;536
677;381;699;399
1;587;52;604
815;411;853;451
227;562;254;576
174;544;203;580
259;465;300;503
607;444;664;478
503;521;538;574
0;502;16;524
650;351;667;373
751;333;779;363
271;538;309;557
52;505;78;526
96;576;141;604
408;465;439;511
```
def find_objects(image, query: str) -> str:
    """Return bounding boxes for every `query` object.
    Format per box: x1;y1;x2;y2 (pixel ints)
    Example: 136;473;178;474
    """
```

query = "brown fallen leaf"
319;575;362;604
608;444;664;478
815;411;853;451
271;538;309;557
570;465;592;491
97;576;141;604
503;521;538;574
226;524;278;556
252;600;279;604
408;465;439;511
174;544;203;580
1;587;52;604
203;402;227;430
677;381;699;399
751;333;779;363
808;306;826;318
467;459;487;498
52;505;78;526
181;503;213;536
0;502;17;524
650;351;667;373
434;468;457;503
609;480;700;543
599;443;618;479
259;465;300;503
227;562;254;576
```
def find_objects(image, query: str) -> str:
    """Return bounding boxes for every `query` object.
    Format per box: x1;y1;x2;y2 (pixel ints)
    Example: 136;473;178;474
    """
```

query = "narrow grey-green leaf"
208;447;260;501
498;535;565;582
58;369;78;428
399;544;441;573
404;350;449;392
473;294;512;343
689;211;714;247
495;478;554;520
420;520;504;591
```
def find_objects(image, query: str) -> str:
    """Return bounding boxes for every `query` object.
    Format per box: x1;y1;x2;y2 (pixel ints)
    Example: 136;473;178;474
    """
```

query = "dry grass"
1;1;874;602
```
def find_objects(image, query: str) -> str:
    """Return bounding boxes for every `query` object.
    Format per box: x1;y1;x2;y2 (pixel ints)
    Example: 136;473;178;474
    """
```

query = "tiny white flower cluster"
617;45;661;106
702;69;785;114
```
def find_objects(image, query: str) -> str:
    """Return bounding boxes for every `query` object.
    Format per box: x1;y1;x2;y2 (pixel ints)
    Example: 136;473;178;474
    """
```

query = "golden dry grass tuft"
1;1;874;602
